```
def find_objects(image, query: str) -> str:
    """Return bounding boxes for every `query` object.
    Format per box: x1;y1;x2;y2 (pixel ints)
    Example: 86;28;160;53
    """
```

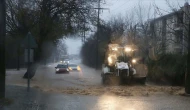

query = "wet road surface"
4;61;190;110
6;62;102;89
6;62;184;96
2;85;190;110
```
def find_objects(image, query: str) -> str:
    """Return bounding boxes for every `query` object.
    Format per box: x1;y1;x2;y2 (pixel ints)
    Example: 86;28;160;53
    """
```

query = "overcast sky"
65;38;82;55
66;0;188;55
101;0;187;20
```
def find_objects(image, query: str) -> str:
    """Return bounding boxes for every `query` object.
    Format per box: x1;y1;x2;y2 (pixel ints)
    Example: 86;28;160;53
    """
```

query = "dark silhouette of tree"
155;0;190;94
6;0;96;78
81;18;125;68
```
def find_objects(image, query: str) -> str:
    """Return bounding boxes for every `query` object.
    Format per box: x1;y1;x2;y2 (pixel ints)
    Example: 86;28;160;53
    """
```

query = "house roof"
151;10;183;23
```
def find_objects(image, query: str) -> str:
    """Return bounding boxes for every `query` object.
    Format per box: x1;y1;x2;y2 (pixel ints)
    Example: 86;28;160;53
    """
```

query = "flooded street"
4;60;190;110
6;61;184;97
6;60;101;90
3;85;190;110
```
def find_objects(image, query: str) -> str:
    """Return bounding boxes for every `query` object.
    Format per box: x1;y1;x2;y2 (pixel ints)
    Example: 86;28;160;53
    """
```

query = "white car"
68;64;81;71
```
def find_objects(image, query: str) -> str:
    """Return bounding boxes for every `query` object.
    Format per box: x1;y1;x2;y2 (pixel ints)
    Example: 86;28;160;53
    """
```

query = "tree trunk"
0;0;6;98
17;45;20;70
185;23;190;94
185;50;190;94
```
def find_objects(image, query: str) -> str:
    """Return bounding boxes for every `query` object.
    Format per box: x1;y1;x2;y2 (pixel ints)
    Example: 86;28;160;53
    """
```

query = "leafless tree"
6;0;97;78
127;3;160;61
154;0;190;93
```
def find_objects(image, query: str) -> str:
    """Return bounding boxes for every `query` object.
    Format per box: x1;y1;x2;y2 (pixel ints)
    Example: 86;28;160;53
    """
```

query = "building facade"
149;2;190;55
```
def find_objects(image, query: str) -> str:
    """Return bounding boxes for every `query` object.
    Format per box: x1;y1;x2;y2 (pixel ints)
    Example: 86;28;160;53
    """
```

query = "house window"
177;12;183;24
175;30;183;44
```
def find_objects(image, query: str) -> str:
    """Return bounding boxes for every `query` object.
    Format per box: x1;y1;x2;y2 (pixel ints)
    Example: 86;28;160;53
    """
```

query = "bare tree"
81;17;126;68
154;0;190;93
128;3;160;61
6;0;97;78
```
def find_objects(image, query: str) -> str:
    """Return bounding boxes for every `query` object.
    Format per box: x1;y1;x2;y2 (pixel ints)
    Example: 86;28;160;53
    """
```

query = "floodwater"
6;61;185;96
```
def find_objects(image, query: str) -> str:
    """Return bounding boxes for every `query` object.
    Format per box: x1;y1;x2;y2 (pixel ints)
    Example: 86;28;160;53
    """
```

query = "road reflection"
97;94;148;110
78;69;84;78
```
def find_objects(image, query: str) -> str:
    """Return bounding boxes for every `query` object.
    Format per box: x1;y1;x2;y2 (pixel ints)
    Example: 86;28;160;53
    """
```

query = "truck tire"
102;74;110;85
140;77;146;85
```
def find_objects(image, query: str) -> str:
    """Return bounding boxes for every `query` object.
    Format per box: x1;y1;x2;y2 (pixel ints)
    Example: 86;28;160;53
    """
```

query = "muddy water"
6;63;185;96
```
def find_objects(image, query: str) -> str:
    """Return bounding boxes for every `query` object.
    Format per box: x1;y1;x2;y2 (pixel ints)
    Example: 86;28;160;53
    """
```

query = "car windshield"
57;64;68;68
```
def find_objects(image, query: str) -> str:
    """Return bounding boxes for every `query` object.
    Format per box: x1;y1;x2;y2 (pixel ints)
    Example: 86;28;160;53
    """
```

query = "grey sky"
65;38;82;55
65;0;188;55
101;0;186;20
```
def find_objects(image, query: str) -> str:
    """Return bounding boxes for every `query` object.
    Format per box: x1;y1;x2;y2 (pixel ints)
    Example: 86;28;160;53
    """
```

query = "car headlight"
77;66;81;71
69;67;72;70
67;68;69;71
132;59;136;64
56;68;59;71
60;61;63;63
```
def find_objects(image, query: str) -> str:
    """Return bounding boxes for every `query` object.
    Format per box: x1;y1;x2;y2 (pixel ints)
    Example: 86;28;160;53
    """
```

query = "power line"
81;1;109;44
110;0;132;14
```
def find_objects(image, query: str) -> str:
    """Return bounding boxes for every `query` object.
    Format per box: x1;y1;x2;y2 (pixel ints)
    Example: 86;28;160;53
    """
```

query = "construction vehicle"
101;43;147;85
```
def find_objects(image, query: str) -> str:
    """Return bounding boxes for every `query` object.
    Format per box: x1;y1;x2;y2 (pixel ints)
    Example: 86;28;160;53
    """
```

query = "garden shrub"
147;54;186;86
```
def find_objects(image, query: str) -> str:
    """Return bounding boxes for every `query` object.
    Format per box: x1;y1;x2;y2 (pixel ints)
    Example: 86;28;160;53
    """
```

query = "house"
148;2;190;55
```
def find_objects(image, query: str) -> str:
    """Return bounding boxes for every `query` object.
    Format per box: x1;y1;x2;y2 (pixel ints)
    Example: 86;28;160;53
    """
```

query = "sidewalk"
1;85;47;110
2;85;190;110
1;85;97;110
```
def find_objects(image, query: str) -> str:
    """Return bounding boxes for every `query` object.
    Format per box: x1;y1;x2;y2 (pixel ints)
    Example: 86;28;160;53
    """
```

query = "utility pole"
185;22;190;94
83;21;86;42
96;0;100;69
17;42;20;70
95;0;108;69
183;2;190;94
82;17;86;43
0;0;6;98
